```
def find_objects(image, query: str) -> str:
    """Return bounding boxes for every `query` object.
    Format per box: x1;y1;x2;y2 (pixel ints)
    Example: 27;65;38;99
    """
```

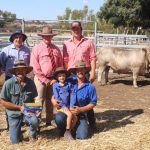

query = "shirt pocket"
40;53;51;65
10;90;20;104
80;45;89;56
7;56;15;66
23;53;30;64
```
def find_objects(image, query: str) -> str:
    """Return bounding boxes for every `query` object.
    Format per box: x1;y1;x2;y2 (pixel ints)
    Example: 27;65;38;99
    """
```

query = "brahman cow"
97;47;149;88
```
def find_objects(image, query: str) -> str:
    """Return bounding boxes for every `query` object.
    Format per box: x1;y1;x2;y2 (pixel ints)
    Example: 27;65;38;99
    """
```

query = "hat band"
14;63;26;67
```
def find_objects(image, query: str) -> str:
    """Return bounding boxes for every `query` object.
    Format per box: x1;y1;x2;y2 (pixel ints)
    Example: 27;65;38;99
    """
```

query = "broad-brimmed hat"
9;29;27;42
69;60;91;73
54;67;70;78
37;26;57;36
9;60;33;74
71;21;82;29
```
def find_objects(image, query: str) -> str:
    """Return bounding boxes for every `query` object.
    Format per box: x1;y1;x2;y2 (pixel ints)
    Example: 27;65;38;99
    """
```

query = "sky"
0;0;104;20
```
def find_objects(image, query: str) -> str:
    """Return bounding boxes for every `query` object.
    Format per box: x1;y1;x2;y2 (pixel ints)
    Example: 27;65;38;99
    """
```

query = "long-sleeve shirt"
63;37;96;69
0;44;30;77
30;41;63;83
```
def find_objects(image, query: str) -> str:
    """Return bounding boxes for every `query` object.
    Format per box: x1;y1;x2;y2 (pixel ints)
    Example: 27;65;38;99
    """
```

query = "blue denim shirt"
53;81;72;108
0;77;38;117
0;44;30;77
69;77;97;107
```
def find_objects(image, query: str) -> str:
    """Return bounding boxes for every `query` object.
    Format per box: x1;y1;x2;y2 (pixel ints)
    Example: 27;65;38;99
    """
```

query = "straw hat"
54;67;70;78
9;29;27;42
37;26;57;36
9;60;33;74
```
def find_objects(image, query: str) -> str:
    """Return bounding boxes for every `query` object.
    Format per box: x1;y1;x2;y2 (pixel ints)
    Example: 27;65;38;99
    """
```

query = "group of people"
0;21;97;144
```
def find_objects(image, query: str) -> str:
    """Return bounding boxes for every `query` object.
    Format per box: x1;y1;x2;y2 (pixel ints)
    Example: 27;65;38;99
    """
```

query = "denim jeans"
8;113;39;144
55;112;89;139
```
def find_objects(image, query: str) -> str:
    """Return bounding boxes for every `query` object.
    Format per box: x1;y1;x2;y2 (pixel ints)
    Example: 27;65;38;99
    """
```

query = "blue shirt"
0;76;38;117
69;77;97;107
53;81;72;108
0;43;30;77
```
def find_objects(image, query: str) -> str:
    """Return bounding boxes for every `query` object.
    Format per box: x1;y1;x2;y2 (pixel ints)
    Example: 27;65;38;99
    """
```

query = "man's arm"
90;59;96;83
70;104;95;115
62;44;69;69
0;99;22;111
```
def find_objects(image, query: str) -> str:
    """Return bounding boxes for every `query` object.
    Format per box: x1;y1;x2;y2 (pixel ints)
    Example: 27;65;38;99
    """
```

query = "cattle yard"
1;72;150;149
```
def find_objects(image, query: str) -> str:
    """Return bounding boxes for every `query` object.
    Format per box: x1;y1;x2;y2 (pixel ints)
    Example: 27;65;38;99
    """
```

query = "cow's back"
97;47;146;71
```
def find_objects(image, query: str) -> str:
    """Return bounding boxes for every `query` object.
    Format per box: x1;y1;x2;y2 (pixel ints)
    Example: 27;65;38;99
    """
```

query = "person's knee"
30;116;39;128
55;112;66;123
76;127;89;139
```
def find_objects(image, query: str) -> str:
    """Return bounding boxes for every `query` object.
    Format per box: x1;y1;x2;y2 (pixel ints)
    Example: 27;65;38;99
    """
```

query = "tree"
97;0;150;29
0;10;16;28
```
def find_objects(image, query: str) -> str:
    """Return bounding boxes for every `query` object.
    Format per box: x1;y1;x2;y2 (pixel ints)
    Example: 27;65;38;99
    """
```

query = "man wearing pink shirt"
30;26;63;126
63;21;97;131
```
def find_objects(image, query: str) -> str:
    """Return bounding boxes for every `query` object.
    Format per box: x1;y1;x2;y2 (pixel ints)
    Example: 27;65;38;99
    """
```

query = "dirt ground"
1;72;150;150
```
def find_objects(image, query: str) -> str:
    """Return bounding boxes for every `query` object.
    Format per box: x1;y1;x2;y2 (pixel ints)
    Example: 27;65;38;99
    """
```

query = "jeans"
8;113;39;144
55;112;89;139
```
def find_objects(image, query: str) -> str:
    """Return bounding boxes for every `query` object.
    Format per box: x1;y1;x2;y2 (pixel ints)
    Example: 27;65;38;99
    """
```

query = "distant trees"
56;5;96;31
0;10;16;28
97;0;150;29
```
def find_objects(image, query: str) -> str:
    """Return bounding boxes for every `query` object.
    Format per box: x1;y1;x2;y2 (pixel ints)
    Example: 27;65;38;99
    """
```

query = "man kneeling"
0;60;39;144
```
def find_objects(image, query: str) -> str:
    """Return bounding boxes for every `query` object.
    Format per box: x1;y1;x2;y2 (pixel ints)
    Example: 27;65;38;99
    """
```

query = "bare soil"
1;72;150;150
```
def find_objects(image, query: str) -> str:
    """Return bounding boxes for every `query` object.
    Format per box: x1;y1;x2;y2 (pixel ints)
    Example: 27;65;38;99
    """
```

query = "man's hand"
70;106;82;115
20;105;24;112
51;98;61;109
89;73;95;83
50;79;57;85
45;79;51;86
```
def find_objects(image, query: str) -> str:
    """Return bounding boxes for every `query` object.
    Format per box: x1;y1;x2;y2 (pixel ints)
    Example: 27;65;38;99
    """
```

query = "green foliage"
97;0;150;29
0;10;16;30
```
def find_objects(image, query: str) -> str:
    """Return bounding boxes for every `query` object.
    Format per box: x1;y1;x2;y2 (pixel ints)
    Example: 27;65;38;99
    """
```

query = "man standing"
30;26;63;126
63;21;97;130
0;29;30;81
0;60;39;144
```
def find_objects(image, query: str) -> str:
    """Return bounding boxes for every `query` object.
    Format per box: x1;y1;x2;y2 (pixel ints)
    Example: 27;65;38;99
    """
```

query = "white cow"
97;47;149;88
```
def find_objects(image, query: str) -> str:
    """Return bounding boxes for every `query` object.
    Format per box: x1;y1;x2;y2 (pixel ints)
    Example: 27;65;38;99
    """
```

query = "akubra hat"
9;60;33;74
69;60;91;73
9;29;27;42
37;26;57;36
54;67;70;78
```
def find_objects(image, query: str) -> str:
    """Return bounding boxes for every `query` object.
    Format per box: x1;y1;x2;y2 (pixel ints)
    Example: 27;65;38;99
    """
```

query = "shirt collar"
10;43;24;50
70;36;85;42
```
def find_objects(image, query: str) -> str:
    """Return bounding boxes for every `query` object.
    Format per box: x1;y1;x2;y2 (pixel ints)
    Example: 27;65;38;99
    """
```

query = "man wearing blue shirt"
0;29;30;80
52;60;97;139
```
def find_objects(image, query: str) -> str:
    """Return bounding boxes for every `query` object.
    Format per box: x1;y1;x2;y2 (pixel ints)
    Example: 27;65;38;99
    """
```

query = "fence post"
22;19;25;33
94;21;97;52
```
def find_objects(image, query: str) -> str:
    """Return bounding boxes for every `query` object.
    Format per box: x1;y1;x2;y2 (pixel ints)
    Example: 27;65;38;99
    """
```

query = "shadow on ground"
94;109;143;133
110;79;150;87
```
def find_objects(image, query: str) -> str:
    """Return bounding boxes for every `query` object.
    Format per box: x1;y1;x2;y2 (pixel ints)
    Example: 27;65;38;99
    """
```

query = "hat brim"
37;33;57;36
54;70;70;78
69;66;91;73
9;66;33;74
9;33;27;42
